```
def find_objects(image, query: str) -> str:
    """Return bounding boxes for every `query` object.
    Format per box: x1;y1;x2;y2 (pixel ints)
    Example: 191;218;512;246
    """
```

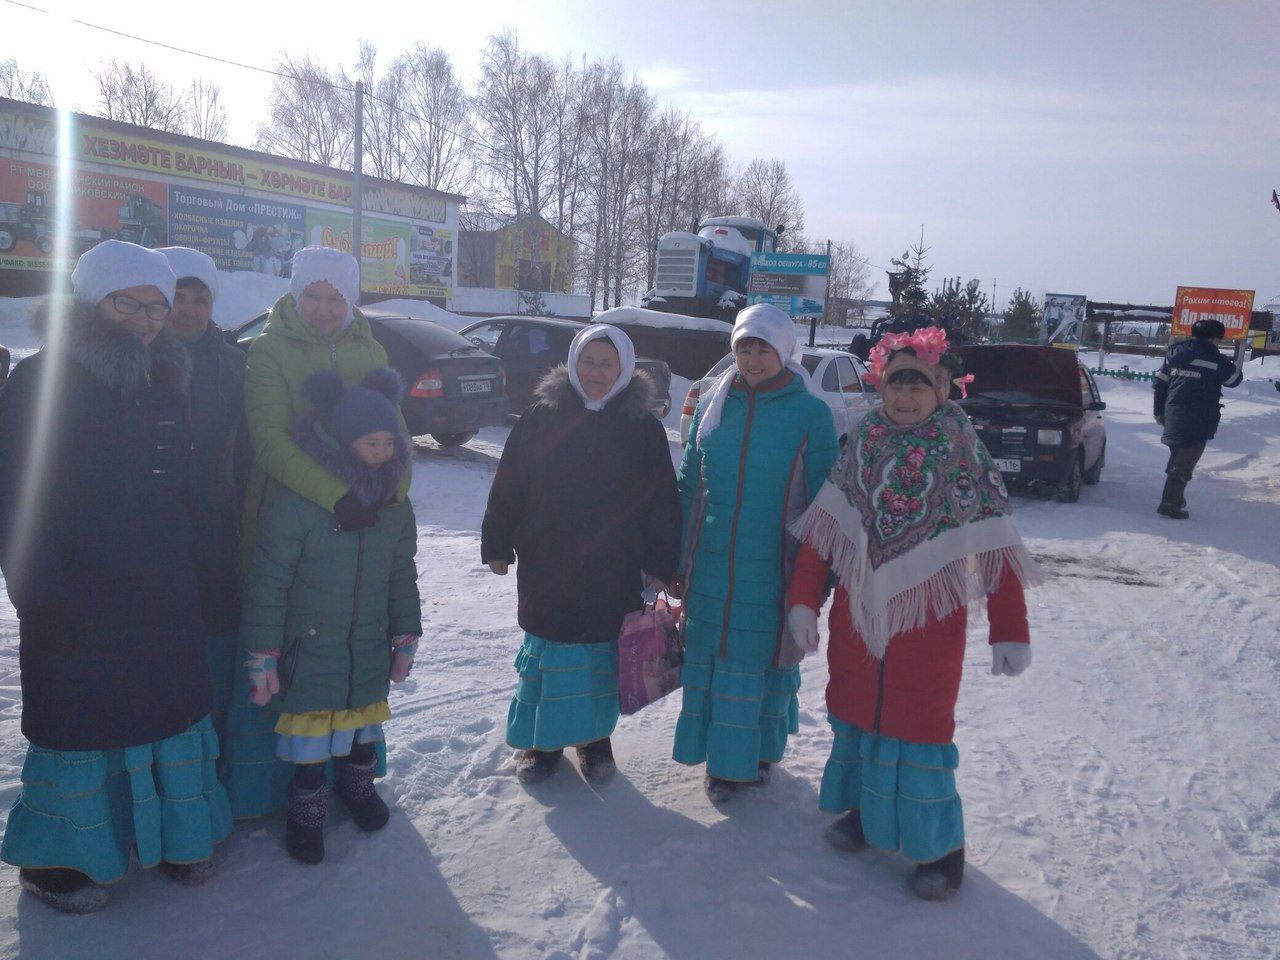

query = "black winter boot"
703;775;737;804
515;748;563;784
824;811;869;853
18;868;110;914
1157;477;1189;519
911;848;965;900
575;738;616;785
286;781;328;864
752;761;772;785
336;756;390;832
160;859;215;886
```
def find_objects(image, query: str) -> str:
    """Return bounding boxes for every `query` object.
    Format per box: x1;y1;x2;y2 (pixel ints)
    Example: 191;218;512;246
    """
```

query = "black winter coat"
481;366;681;645
185;322;246;634
0;304;210;750
1153;337;1243;447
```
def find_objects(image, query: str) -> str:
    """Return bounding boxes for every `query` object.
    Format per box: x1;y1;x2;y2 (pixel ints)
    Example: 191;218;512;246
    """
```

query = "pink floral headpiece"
864;327;974;398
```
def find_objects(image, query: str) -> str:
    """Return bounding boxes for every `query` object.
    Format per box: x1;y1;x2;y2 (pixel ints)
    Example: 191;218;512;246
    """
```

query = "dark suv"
458;315;673;418
229;309;507;446
953;345;1107;503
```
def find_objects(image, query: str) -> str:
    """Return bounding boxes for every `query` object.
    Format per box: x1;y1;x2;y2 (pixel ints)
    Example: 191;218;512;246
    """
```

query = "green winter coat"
240;485;422;715
678;371;838;668
240;293;411;565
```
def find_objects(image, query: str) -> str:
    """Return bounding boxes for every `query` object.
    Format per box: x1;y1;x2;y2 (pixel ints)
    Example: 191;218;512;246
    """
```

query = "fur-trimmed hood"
534;364;656;421
292;415;411;509
31;296;191;396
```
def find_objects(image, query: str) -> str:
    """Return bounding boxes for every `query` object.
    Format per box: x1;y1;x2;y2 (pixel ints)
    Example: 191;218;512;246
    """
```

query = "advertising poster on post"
1;157;169;269
168;185;304;277
1171;286;1254;340
1044;293;1087;343
747;252;829;317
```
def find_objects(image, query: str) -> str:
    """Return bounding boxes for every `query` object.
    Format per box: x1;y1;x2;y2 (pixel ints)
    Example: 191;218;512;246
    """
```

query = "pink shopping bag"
617;597;684;715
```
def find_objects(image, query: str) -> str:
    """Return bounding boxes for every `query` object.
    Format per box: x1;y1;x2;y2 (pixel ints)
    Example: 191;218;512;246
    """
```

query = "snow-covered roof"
594;306;730;333
700;216;771;232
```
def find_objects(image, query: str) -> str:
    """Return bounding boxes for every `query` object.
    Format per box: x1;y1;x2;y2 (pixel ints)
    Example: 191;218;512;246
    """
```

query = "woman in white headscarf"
226;246;410;819
672;303;838;803
482;324;681;786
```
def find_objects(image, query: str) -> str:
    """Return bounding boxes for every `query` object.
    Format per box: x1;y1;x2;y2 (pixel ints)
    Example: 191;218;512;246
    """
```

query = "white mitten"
991;642;1032;677
787;605;820;654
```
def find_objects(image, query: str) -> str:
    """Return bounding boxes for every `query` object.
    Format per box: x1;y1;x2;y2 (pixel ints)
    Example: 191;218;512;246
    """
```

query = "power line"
0;0;503;159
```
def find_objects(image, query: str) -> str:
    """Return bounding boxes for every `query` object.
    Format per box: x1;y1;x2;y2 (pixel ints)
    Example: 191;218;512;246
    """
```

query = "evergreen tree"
887;234;931;329
928;276;989;342
1002;287;1041;340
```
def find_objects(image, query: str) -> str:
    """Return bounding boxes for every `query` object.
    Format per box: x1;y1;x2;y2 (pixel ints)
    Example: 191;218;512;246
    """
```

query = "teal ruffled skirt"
0;717;232;884
672;653;800;782
506;634;620;751
819;715;964;863
222;641;387;818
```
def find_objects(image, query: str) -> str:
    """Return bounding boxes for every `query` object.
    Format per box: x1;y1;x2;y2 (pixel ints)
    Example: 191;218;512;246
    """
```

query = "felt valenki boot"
18;868;110;914
911;848;965;900
336;755;390;831
286;781;329;864
575;738;616;785
515;748;563;784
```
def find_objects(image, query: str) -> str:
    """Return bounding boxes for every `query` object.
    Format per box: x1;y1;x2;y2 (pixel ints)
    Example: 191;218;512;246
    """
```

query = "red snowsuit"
789;543;1030;744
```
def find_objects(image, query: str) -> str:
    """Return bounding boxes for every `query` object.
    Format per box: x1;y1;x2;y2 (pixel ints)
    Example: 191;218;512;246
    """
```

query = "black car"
953;344;1106;503
457;315;673;418
228;308;507;446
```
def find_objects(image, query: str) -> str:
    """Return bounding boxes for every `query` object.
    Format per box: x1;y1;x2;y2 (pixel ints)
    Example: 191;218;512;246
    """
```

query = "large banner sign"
0;157;168;270
1172;286;1254;341
747;252;829;317
169;185;305;277
0;99;458;299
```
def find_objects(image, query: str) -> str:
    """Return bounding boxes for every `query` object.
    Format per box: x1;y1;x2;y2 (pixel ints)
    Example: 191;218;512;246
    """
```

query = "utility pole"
812;238;831;348
352;81;364;306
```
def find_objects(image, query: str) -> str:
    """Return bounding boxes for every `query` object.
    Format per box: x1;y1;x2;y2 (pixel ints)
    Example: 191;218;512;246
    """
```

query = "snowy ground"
1;325;1279;958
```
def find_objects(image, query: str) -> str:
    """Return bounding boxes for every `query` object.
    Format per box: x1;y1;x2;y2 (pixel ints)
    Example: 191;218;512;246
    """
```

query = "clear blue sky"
3;0;1277;305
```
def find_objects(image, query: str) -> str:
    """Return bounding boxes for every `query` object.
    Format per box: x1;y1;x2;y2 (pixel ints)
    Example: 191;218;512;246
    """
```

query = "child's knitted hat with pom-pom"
303;367;404;444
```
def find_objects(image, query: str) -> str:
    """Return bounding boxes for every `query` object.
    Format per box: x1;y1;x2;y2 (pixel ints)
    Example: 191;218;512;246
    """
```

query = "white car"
678;348;876;446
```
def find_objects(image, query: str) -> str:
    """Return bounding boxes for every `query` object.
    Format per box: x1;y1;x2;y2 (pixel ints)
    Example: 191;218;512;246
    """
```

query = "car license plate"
459;380;492;395
994;458;1021;473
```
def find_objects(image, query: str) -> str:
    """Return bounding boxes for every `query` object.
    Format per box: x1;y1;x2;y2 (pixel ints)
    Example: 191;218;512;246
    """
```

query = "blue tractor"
642;216;782;322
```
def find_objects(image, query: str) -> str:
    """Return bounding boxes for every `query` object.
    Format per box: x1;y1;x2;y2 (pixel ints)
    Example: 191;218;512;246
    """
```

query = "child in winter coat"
674;304;838;803
786;327;1040;900
240;368;422;864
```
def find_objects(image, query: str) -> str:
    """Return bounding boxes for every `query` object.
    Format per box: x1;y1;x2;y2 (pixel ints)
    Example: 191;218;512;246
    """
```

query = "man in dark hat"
1152;319;1243;518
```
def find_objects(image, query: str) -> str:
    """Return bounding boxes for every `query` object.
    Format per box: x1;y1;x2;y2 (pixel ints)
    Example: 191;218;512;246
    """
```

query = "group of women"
0;238;1038;916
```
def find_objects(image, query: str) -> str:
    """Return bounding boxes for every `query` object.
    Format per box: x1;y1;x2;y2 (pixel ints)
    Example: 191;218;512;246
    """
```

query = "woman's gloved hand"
246;651;281;705
787;605;821;653
390;635;420;682
991;642;1032;677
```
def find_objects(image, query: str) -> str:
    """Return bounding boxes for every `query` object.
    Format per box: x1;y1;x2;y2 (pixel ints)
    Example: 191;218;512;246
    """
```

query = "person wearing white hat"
482;324;680;786
158;247;245;766
672;303;839;803
0;240;231;913
225;245;411;820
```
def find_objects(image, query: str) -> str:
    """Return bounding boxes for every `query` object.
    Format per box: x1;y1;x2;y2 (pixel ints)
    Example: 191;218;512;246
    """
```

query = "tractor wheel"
0;228;15;252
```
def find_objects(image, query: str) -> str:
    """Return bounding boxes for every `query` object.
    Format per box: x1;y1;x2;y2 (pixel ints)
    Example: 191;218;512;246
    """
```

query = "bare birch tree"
731;157;806;249
401;44;473;193
92;61;187;133
186;78;229;142
255;54;353;168
0;59;54;106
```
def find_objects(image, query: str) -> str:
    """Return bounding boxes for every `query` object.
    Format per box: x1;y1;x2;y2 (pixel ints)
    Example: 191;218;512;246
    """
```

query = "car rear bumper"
402;396;508;437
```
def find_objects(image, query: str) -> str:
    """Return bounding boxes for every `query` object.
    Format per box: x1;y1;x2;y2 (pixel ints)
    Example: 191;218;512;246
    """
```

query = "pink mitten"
390;635;419;683
246;651;281;706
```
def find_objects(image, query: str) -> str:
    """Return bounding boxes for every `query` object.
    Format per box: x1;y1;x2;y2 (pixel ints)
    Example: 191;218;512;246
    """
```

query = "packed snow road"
0;361;1277;960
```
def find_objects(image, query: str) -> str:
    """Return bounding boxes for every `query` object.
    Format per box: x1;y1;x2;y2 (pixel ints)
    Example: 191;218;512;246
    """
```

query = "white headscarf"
70;240;176;309
567;323;636;412
695;303;809;445
290;246;361;325
158;246;219;300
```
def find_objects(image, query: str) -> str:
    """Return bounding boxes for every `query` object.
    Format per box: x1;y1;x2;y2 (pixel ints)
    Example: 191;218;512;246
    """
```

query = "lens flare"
4;108;76;603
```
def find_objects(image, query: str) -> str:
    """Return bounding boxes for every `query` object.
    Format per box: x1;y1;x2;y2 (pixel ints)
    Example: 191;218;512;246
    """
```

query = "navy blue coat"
0;305;210;750
1153;337;1243;448
185;322;246;635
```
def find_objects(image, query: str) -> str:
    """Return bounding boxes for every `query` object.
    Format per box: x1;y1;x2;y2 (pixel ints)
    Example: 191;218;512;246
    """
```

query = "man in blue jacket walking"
1152;319;1243;518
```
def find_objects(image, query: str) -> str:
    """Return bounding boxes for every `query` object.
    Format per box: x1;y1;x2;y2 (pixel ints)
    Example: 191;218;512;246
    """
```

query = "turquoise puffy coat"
678;371;838;668
240;486;422;715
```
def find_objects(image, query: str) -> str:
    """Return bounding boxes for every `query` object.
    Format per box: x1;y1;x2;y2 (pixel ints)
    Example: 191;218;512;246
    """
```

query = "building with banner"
0;98;464;305
457;215;576;295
